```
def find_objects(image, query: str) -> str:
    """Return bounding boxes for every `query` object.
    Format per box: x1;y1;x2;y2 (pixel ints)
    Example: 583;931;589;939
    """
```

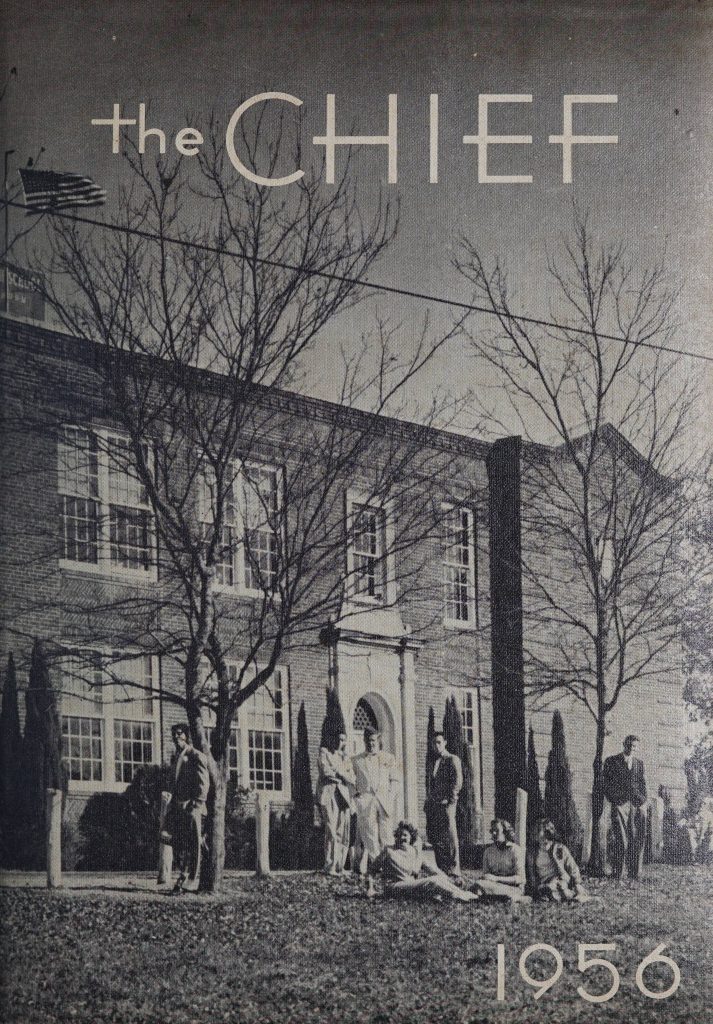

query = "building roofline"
1;314;671;484
0;313;494;460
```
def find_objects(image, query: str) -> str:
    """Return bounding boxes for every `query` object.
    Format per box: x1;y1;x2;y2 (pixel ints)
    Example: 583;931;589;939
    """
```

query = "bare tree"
19;111;462;888
454;209;708;873
681;478;713;779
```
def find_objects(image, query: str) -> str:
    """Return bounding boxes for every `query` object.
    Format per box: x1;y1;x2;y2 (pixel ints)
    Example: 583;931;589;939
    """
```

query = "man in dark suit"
425;732;463;879
602;734;647;880
167;723;211;894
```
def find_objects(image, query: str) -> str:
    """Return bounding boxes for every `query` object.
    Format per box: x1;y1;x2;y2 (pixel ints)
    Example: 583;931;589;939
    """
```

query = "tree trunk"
587;719;607;875
587;603;608;877
206;759;228;892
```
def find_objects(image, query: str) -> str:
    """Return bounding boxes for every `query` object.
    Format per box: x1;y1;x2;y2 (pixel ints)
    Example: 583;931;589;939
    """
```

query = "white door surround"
324;605;422;824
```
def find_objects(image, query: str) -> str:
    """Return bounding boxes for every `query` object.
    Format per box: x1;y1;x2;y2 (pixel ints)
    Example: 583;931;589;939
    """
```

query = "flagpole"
3;148;14;313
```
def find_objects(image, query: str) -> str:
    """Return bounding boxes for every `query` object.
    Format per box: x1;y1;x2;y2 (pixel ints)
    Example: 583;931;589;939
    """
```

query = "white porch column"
398;638;419;824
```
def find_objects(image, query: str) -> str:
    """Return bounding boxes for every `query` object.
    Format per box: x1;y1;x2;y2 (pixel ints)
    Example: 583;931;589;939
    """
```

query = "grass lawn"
1;865;711;1024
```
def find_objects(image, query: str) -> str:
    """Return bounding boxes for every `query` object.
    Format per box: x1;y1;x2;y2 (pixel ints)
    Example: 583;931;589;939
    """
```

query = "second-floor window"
242;464;281;593
443;505;477;625
350;503;387;601
106;436;152;571
58;426;154;574
58;427;99;564
199;460;282;595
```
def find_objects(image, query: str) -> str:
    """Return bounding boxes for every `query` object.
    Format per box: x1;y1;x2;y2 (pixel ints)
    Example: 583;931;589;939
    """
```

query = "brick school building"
0;315;689;852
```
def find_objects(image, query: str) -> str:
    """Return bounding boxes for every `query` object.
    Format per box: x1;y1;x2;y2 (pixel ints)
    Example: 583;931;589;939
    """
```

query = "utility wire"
4;198;713;364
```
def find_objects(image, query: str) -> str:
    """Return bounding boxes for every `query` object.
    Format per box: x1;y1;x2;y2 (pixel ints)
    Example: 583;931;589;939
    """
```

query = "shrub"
320;686;346;752
75;763;172;870
685;745;713;818
525;724;543;839
287;703;318;867
425;706;436;798
9;642;68;869
543;711;583;860
0;653;22;818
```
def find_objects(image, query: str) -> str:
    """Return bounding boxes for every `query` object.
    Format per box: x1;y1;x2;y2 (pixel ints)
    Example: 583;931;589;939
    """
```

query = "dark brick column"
486;436;526;824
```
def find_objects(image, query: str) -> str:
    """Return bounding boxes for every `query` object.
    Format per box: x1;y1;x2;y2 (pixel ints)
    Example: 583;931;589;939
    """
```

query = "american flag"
18;168;106;214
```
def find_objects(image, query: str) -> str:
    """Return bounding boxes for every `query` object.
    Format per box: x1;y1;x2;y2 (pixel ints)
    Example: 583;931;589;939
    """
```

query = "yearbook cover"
1;2;711;1023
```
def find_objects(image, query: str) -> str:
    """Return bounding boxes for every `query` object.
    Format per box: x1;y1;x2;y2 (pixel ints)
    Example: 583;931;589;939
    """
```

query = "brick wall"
0;315;690;847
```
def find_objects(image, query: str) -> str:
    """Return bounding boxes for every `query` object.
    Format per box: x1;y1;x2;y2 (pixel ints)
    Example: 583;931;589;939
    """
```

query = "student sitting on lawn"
366;821;477;902
470;819;528;902
528;817;593;902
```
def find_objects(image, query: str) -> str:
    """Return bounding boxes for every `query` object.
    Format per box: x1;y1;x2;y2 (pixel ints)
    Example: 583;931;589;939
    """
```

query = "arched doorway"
349;692;395;756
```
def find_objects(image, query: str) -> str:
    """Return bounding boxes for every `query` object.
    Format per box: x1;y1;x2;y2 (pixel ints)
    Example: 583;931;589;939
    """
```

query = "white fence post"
46;788;62;889
158;790;173;886
582;792;594;864
514;787;528;851
255;791;271;876
650;796;664;863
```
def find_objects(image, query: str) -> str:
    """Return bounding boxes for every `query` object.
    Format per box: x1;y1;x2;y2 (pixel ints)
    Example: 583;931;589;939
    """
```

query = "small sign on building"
1;261;46;321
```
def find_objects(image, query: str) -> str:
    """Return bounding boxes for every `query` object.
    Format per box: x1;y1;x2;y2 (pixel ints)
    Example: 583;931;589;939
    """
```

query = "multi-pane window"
106;436;152;570
62;649;105;712
214;525;237;586
198;464;238;587
242;464;281;593
109;507;152;570
58;426;154;574
202;666;289;796
443;505;476;624
112;654;154;719
206;726;240;784
199;460;281;594
114;720;153;783
460;688;478;747
61;650;104;783
58;427;99;564
351;503;386;601
61;650;158;790
226;727;239;783
245;670;285;791
62;716;103;782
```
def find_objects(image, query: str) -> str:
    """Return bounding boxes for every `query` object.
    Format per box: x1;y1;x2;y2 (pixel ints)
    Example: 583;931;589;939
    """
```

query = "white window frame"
58;425;157;581
345;489;397;607
200;662;291;802
457;687;480;749
198;458;283;598
442;502;477;629
60;648;161;794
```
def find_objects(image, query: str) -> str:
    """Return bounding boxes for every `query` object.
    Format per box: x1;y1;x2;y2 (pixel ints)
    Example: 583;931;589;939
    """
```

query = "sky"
2;0;711;448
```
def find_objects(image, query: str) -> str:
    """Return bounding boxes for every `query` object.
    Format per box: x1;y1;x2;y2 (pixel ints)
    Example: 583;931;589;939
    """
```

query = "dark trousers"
172;800;206;891
609;801;644;879
425;799;460;876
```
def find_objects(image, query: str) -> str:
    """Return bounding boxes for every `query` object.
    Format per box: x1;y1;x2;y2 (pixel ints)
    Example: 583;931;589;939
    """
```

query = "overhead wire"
4;198;712;364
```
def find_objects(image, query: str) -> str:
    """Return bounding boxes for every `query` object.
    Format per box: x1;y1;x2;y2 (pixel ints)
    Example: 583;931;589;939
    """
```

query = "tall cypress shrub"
288;702;316;867
320;686;346;752
425;705;436;799
0;653;22;817
20;641;67;867
442;695;463;759
543;710;583;859
526;724;543;838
